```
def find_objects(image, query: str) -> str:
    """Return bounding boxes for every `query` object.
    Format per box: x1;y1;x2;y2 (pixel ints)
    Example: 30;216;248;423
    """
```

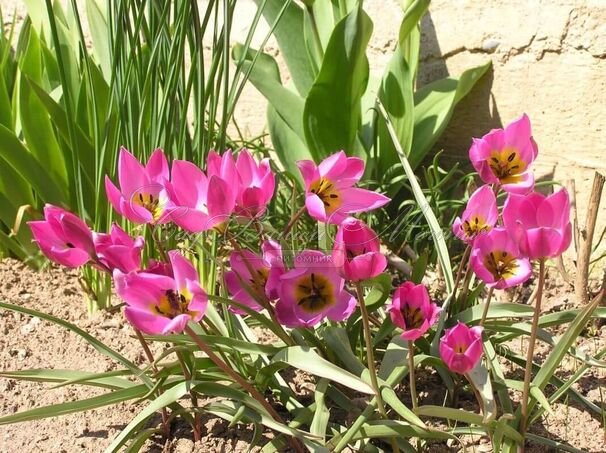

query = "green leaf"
85;0;110;80
466;361;496;423
0;125;68;205
0;302;152;387
0;368;135;390
267;104;314;181
348;420;451;442
252;0;314;97
525;433;587;453
272;346;374;394
410;61;491;169
360;272;392;311
232;44;305;141
455;303;534;324
303;7;372;158
310;378;330;440
416;405;483;425
0;384;148;425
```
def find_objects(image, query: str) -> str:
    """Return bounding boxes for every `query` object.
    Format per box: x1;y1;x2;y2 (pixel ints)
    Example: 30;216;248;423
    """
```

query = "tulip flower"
332;217;387;281
165;158;236;232
105;148;171;224
275;250;355;328
297;151;390;224
452;185;498;243
388;282;441;341
28;204;95;268
114;251;208;335
93;223;144;273
439;322;484;374
502;189;572;259
234;149;275;218
470;228;532;289
225;249;270;315
469;114;538;193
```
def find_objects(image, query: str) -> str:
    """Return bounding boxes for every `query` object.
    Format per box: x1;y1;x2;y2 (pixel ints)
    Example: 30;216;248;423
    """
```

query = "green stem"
408;340;418;411
479;286;495;327
354;283;400;453
520;258;546;441
283;205;306;237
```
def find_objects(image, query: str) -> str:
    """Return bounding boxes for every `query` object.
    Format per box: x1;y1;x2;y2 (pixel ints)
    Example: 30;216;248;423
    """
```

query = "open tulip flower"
275;250;356;328
470;228;532;289
234;149;275;218
28;204;95;268
114;251;208;335
332;217;387;281
165;158;236;233
469;114;538;193
502;188;572;259
93;223;144;274
297;151;390;224
105;148;171;224
225;249;271;315
388;282;441;341
452;185;498;243
439;322;484;374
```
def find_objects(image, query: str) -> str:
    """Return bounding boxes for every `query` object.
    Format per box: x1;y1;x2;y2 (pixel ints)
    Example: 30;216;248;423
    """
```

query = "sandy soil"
0;258;604;452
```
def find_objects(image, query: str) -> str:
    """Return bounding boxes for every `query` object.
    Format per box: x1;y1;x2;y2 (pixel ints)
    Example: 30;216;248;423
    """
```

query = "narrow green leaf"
272;346;374;394
0;368;134;390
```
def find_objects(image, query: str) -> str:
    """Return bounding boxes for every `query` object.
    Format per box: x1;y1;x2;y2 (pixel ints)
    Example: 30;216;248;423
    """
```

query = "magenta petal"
146;148;169;183
105;176;125;217
325;290;356;322
117;147;147;196
501;172;534;194
169;251;199;291
124;307;170;335
305;194;328;222
339;188;390;213
296;160;319;189
162;314;192;334
170;160;208;208
318;151;348;181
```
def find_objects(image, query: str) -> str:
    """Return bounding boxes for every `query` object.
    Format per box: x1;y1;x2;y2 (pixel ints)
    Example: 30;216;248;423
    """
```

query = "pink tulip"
234;149;276;218
470;228;532;289
165;157;237;232
28;204;95;268
93;223;144;273
502;189;572;259
105;148;171;224
452;185;498;243
275;250;355;328
469;114;538;193
332;217;387;281
439;322;483;374
225;249;270;315
114;251;207;335
387;282;441;341
297;151;390;224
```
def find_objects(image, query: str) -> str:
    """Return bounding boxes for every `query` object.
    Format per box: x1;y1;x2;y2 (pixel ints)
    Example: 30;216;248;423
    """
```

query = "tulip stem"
283;206;306;237
479;286;495;327
184;325;304;453
133;329;170;438
408;340;418;411
520;258;546;441
354;283;400;453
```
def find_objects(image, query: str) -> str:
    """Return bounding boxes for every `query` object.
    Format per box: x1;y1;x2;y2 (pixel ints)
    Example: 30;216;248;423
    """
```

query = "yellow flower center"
454;343;468;354
134;192;164;222
483;250;519;280
294;272;335;314
248;268;269;295
462;215;491;239
488;148;527;184
151;288;198;319
309;177;342;214
401;304;424;329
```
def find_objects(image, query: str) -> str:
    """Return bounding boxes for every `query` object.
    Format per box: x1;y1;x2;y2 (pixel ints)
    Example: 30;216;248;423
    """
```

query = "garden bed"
1;258;603;452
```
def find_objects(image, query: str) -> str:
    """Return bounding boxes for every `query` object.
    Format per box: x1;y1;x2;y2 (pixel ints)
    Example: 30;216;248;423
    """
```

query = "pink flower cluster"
454;114;571;289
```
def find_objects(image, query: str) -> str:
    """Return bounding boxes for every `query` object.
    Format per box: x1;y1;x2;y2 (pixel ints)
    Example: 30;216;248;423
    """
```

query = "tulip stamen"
309;177;342;214
483;250;519;280
134;191;164;221
401;304;424;329
151;289;198;319
488;148;527;184
294;272;334;313
462;215;490;238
